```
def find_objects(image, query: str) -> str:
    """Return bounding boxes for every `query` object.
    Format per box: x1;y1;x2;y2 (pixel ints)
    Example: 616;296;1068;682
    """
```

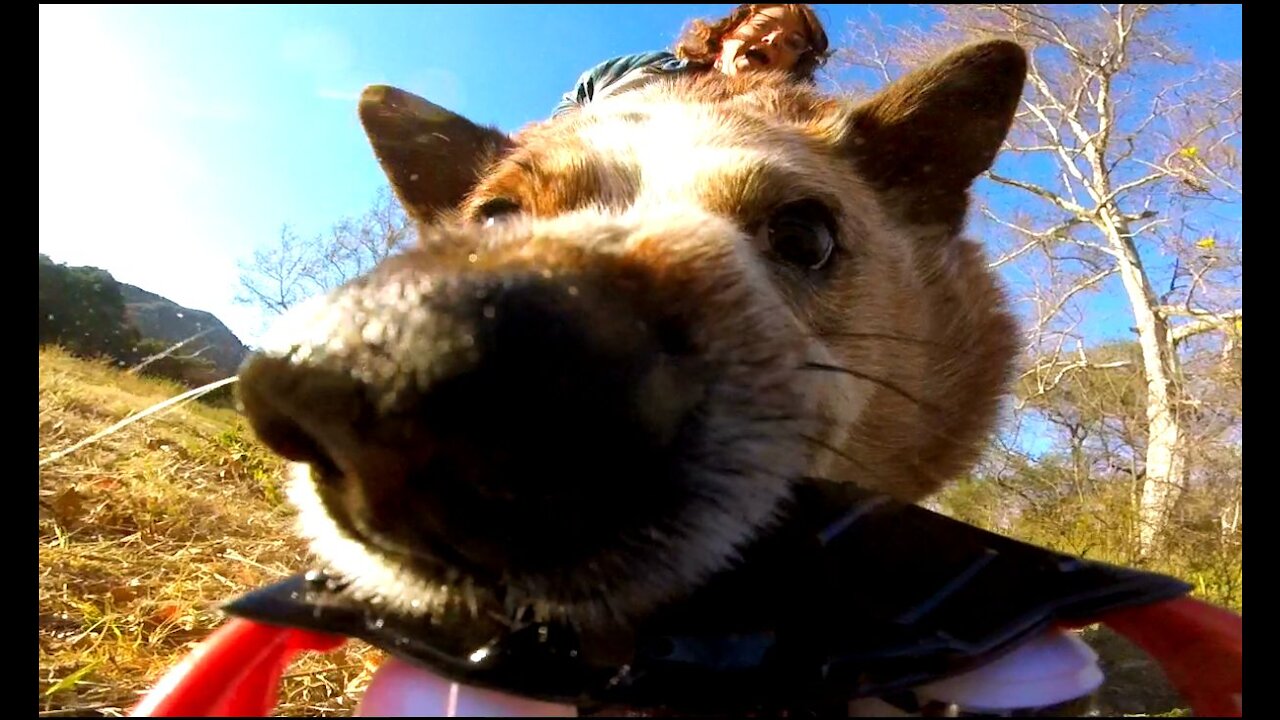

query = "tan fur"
243;40;1027;625
459;55;1024;503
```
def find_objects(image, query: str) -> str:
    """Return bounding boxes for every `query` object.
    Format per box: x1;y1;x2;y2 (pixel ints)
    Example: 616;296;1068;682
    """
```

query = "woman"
553;4;831;117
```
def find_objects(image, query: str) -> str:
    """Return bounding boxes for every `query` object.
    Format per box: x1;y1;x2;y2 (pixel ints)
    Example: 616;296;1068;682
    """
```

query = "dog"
237;38;1025;649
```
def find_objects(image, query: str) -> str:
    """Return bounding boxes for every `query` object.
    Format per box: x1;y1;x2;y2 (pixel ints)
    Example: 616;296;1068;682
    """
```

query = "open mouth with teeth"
743;47;771;67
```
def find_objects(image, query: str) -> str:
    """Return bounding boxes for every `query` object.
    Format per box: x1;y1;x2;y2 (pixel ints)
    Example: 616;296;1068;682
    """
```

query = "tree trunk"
1106;212;1187;555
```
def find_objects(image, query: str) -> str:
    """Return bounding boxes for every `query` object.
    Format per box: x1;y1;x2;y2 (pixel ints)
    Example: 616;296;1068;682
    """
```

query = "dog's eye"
478;198;521;227
765;201;836;271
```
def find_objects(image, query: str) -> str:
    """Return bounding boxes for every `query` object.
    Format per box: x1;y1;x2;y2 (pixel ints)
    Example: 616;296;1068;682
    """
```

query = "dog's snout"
237;267;704;572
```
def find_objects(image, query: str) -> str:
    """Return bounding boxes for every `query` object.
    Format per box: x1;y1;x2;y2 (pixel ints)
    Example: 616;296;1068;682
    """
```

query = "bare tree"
835;6;1241;554
237;186;414;317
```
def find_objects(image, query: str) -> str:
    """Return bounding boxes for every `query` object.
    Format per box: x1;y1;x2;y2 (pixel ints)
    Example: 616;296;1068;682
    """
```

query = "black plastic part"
222;478;1191;714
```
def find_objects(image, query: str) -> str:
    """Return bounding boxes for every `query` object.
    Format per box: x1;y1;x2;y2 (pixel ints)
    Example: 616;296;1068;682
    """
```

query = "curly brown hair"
672;4;831;83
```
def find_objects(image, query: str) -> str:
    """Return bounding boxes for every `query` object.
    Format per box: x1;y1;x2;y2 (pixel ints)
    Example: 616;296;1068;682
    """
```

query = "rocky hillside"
119;283;248;377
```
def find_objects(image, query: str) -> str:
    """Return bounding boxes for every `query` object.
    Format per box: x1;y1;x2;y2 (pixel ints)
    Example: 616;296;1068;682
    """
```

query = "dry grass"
38;346;383;717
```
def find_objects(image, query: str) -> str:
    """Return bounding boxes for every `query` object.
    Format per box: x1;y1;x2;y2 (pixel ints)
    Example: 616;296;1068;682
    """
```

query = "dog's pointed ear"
358;85;514;225
844;40;1027;231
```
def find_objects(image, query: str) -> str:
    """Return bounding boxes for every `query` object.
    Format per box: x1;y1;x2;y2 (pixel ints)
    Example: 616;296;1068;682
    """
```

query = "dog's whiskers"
812;330;970;351
799;361;943;415
801;433;876;479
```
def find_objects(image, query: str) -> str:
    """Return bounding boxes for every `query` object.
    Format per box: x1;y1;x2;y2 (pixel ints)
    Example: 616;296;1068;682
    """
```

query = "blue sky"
38;4;1241;347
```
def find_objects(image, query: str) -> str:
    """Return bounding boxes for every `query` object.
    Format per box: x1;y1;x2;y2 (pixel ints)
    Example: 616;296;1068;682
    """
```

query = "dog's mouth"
329;475;497;584
302;435;702;598
308;453;691;594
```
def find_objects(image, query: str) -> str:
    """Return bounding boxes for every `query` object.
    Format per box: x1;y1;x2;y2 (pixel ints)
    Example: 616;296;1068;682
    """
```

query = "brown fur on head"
237;40;1026;626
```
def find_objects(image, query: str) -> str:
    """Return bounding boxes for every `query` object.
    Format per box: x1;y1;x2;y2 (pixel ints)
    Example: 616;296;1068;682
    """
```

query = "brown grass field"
39;346;381;717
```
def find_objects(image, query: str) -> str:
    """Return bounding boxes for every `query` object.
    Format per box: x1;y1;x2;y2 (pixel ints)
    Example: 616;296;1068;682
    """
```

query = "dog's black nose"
236;260;702;574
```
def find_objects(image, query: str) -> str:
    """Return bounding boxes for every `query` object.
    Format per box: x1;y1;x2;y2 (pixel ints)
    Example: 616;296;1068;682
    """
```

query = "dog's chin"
341;510;476;586
286;451;795;627
308;490;536;603
289;463;658;623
